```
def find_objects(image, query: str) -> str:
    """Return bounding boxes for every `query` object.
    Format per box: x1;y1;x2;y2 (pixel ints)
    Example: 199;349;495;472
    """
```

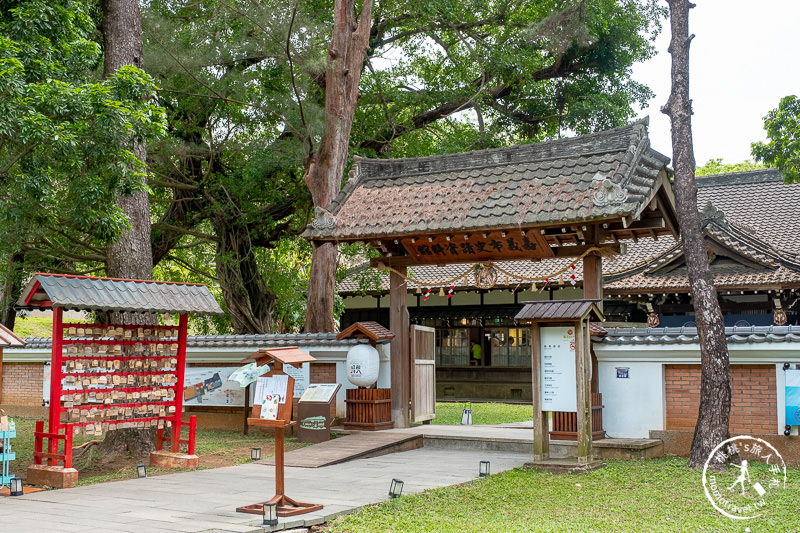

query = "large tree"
101;0;153;281
0;0;164;326
139;0;666;333
662;0;731;468
752;95;800;183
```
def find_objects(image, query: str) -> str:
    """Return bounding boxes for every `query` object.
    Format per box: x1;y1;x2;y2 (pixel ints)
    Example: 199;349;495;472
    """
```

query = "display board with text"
540;326;577;412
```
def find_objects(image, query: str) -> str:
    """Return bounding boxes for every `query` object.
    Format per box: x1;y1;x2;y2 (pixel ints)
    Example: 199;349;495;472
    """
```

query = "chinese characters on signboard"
401;230;552;264
540;327;577;412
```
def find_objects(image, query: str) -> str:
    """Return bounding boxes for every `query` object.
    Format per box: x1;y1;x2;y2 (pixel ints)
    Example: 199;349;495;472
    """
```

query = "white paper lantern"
346;344;380;387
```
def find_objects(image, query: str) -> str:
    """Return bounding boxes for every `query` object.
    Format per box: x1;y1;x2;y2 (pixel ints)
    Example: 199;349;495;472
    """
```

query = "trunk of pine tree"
303;0;374;333
663;0;731;469
99;0;156;459
214;221;278;334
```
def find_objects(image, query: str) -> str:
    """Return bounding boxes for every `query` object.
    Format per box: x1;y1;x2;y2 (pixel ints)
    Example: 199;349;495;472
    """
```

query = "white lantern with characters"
346;344;380;387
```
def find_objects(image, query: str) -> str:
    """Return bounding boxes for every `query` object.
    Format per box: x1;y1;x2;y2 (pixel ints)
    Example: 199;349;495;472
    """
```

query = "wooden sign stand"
236;347;322;518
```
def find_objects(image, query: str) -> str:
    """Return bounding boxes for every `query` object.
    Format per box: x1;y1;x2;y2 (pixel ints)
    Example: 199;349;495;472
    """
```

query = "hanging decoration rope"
376;245;617;294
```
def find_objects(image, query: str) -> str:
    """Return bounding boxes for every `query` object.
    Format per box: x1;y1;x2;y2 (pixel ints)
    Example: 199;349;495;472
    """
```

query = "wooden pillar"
390;267;410;428
530;323;549;460
48;307;64;464
575;319;593;463
583;252;603;312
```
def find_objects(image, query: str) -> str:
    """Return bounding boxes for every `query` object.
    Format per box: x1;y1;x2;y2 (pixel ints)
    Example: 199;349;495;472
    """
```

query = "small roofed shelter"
242;346;317;373
16;273;223;454
303;120;678;428
0;324;26;405
337;321;395;347
516;300;604;466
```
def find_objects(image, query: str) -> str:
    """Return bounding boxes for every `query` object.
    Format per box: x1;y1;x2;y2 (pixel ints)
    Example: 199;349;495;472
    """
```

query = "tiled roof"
339;169;800;295
516;299;603;321
304;120;671;240
596;325;800;345
0;323;25;348
697;169;800;256
17;273;224;315
20;333;362;350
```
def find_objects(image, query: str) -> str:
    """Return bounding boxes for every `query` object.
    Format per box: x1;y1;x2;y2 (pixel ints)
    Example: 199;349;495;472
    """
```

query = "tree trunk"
663;0;731;469
303;0;374;333
102;0;153;284
0;252;25;331
99;0;156;457
215;221;278;334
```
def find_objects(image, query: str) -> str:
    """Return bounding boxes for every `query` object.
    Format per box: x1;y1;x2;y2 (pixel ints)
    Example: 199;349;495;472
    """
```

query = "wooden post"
530;324;549;460
390;267;409;428
575;319;593;463
583;252;603;312
274;424;285;497
172;313;189;452
48;307;64;465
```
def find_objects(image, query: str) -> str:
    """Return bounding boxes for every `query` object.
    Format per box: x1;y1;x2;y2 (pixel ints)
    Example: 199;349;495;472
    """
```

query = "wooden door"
410;325;436;423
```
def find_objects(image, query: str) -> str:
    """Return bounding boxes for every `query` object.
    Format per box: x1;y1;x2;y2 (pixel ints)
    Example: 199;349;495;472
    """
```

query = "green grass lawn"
12;316;54;338
7;416;306;486
328;457;800;532
432;402;532;425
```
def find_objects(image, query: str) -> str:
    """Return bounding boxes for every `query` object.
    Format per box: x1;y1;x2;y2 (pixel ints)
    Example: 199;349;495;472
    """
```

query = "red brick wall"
310;363;336;383
1;362;44;405
665;364;776;434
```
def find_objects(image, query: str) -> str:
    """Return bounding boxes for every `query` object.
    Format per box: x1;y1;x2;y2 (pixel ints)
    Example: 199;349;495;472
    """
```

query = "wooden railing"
33;421;73;468
550;392;605;441
156;415;196;455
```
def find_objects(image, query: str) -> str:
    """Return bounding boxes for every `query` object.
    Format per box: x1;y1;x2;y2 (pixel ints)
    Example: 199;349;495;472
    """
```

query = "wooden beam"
390;267;410;428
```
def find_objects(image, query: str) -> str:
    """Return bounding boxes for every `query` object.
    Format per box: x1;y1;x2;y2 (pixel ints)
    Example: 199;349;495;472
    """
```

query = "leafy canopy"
752;95;800;183
0;0;166;268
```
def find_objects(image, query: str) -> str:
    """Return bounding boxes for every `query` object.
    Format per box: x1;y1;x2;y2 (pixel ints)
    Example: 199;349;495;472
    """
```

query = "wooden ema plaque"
236;347;322;518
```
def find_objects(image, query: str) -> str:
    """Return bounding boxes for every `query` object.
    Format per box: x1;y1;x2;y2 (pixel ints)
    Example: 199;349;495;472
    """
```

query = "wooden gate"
410;325;436;423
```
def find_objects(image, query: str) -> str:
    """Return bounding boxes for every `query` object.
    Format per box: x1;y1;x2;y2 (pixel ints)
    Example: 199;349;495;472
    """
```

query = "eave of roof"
596;325;800;345
17;273;224;315
303;120;676;243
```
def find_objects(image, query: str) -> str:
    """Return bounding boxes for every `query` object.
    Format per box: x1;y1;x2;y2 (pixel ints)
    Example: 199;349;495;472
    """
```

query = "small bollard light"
479;460;491;477
251;447;262;461
262;502;278;526
389;478;404;498
137;463;147;478
10;476;23;496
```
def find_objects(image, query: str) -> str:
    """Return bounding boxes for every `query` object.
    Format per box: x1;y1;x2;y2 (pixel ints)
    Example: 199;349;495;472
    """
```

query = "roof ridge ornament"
592;174;627;207
310;206;337;231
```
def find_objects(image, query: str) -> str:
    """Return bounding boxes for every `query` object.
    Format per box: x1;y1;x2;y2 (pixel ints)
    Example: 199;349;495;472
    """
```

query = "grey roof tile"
17;274;223;315
304;120;670;240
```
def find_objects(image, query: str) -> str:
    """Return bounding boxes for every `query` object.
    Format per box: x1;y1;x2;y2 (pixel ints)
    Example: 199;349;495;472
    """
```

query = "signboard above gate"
400;230;553;265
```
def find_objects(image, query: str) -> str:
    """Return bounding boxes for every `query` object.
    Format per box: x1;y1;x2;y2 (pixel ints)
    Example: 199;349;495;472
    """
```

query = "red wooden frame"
45;310;194;469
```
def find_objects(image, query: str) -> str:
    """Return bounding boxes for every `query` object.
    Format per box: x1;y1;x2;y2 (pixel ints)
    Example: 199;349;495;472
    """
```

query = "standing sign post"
236;347;323;518
516;300;604;470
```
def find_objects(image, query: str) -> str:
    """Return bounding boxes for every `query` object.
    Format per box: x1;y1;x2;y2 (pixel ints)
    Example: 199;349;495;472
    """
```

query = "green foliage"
0;0;166;273
695;158;764;176
10;315;56;337
752;95;800;183
330;458;800;532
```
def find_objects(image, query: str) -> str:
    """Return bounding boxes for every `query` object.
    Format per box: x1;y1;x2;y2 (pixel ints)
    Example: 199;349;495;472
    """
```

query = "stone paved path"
0;447;529;532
